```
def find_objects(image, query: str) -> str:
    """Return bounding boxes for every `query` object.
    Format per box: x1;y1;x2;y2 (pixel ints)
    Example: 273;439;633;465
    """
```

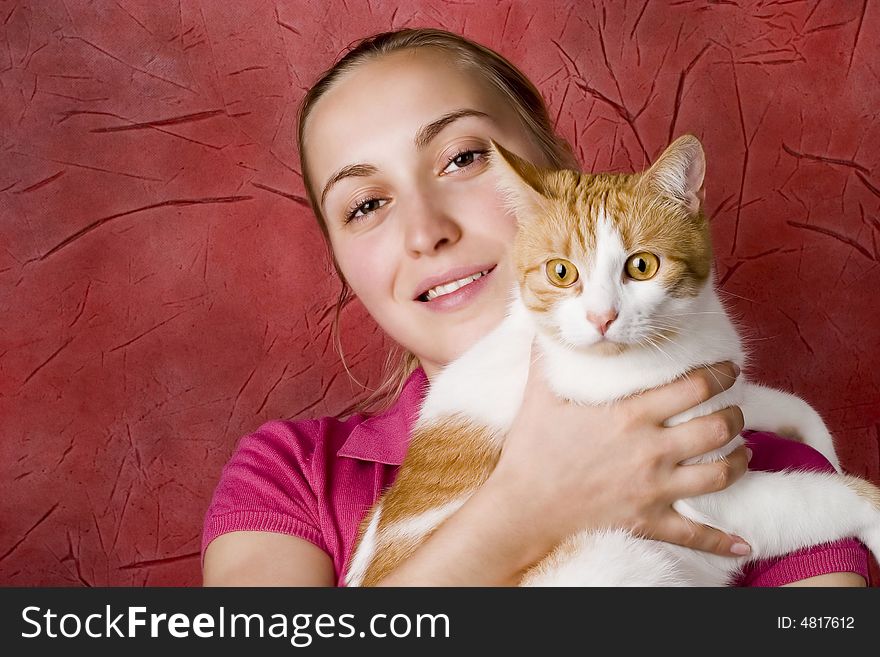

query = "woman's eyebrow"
320;108;491;208
413;108;490;150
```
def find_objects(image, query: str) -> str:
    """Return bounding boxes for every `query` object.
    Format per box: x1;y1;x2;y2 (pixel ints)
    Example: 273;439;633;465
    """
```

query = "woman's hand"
489;346;750;562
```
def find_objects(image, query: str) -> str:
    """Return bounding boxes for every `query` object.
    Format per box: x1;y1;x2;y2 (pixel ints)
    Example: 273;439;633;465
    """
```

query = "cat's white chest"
418;294;534;435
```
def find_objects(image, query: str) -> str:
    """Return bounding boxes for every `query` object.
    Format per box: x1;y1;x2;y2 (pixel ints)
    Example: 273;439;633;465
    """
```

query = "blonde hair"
295;27;578;418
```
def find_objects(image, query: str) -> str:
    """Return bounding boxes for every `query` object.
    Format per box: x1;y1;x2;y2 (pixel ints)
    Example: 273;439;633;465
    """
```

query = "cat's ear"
640;134;706;215
488;139;554;222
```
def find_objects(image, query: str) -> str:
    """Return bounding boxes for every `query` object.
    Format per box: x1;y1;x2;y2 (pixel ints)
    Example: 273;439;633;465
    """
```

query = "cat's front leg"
740;382;840;471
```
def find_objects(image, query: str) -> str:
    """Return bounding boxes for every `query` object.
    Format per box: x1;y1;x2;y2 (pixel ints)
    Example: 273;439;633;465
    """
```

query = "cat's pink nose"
587;309;618;336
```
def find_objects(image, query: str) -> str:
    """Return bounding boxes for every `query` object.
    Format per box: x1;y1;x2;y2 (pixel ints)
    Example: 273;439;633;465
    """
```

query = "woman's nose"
402;193;462;257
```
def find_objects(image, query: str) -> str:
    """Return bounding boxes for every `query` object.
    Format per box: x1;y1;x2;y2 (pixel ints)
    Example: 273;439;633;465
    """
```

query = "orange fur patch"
360;535;426;587
519;532;584;586
351;417;501;585
844;475;880;508
379;416;501;526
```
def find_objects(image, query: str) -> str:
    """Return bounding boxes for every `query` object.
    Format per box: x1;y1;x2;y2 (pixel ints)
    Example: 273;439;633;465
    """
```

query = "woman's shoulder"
232;414;367;462
209;413;371;511
202;413;370;560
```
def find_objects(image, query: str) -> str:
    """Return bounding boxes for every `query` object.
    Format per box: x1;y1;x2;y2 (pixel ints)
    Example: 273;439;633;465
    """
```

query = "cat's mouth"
586;338;629;356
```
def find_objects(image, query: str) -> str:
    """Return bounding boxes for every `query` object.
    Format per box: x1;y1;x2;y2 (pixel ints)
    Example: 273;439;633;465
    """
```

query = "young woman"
202;28;868;587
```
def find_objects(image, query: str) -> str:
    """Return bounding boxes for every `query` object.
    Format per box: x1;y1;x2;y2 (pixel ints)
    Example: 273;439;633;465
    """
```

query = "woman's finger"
634;361;740;423
667;406;745;462
650;509;751;557
667;445;751;498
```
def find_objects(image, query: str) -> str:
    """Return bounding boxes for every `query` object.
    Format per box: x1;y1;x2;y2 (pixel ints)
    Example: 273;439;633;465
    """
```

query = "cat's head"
489;134;713;355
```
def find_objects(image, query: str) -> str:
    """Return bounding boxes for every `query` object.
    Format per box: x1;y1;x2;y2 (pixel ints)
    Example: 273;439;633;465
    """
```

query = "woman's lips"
416;265;497;312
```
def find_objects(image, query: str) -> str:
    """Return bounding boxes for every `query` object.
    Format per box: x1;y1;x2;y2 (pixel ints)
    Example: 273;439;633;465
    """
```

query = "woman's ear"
638;134;706;215
488;138;554;224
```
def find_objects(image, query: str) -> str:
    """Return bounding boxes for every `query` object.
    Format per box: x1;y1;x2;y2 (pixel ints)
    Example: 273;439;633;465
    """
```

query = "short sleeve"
734;431;871;587
200;419;328;566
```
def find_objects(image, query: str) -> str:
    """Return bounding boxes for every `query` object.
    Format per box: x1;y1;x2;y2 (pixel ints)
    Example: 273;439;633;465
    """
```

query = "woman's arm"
203;531;335;586
783;573;866;587
199;418;337;587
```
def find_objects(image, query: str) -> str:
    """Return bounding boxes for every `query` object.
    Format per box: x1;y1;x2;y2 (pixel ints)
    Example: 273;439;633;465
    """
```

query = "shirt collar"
336;367;429;465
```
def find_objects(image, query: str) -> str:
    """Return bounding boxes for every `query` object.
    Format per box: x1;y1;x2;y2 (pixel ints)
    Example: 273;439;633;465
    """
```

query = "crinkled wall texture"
1;0;878;586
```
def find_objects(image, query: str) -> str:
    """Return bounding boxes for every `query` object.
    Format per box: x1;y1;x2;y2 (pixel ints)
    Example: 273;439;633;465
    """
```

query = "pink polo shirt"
201;366;870;586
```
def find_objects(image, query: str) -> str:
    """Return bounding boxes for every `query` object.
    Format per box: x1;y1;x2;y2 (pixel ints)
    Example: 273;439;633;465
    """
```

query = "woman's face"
303;48;550;378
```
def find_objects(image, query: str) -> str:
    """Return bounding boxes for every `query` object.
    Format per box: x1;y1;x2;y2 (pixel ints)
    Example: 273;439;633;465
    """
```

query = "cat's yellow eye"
625;252;660;280
545;259;579;287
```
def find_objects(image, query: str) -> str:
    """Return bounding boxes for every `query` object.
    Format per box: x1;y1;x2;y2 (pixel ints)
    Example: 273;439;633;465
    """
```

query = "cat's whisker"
650;333;680;347
650;335;731;400
642;324;681;334
655;310;726;315
703;362;738;380
645;341;706;404
642;323;685;342
639;330;673;343
700;365;726;399
643;334;714;405
637;321;681;334
716;289;755;303
643;336;676;366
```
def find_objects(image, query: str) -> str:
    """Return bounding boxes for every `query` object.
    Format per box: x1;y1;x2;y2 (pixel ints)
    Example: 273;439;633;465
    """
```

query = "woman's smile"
414;264;498;312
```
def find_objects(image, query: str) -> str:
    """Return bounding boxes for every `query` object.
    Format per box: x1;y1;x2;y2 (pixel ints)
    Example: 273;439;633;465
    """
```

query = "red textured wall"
2;1;878;586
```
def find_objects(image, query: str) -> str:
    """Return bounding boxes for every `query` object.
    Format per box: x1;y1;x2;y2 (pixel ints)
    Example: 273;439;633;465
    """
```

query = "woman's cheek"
336;230;397;306
474;189;519;242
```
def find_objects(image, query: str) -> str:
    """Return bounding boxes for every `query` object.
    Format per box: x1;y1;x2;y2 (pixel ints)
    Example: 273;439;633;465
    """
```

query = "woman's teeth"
424;269;490;301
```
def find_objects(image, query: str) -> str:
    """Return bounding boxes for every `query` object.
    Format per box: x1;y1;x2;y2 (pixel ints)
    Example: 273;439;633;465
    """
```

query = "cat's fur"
345;135;880;586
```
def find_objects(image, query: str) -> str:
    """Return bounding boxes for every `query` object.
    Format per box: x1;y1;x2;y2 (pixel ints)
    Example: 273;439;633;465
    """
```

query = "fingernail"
730;538;751;556
732;363;741;377
746;448;753;463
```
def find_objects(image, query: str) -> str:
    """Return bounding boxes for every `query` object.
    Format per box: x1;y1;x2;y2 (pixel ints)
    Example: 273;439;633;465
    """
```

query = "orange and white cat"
345;135;880;586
